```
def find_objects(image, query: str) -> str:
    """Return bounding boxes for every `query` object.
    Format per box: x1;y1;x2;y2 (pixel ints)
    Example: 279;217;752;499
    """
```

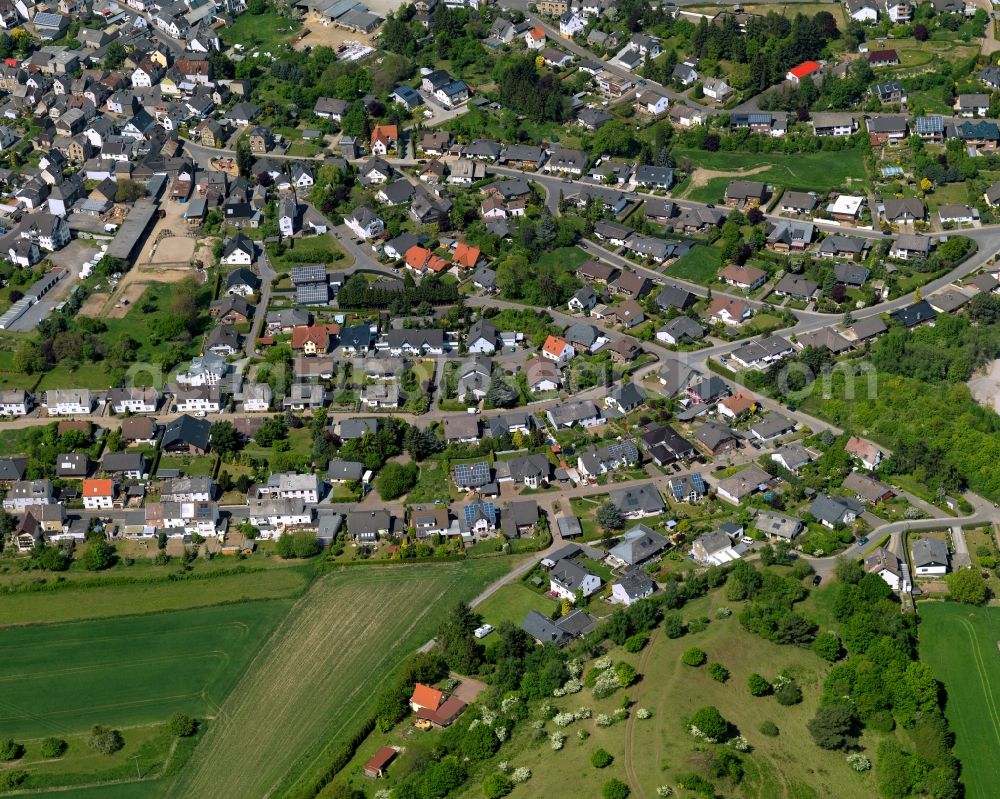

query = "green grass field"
536;246;590;272
676;148;868;197
0;601;291;739
475;581;559;628
220;9;300;50
165;559;514;799
668;244;723;284
919;603;1000;799
0;564;311;625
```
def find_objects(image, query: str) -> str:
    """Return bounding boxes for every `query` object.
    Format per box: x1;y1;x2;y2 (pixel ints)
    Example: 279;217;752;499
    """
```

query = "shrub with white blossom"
539;703;556;720
688;725;716;743
553;712;575;728
497;761;510;774
636;708;652;719
574;707;592;720
656;787;673;797
592;669;622;699
613;707;628;722
729;735;750;752
500;696;520;715
563;677;583;694
847;753;871;772
567;658;583;678
374;791;392;799
577;729;590;740
511;767;532;784
531;719;546;731
553;687;567;697
479;709;498;728
716;607;732;619
495;726;508;742
593;656;613;671
595;714;614;727
550;732;566;750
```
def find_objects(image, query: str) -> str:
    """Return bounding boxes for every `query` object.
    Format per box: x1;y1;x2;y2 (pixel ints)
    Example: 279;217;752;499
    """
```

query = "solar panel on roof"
464;502;496;525
296;284;329;304
291;265;327;284
690;473;706;493
454;462;489;487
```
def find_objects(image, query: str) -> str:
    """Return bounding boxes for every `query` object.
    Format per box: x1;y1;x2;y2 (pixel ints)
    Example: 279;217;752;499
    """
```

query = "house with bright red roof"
82;479;115;510
404;245;449;275
452;242;482;270
786;61;821;83
526;26;546;49
370;124;398;156
542;335;576;364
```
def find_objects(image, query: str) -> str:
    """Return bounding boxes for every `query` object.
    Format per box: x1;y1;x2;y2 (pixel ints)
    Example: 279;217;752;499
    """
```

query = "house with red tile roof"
452;242;482;270
291;324;339;355
82;478;115;510
542;335;576;364
370;124;398;156
404;245;449;274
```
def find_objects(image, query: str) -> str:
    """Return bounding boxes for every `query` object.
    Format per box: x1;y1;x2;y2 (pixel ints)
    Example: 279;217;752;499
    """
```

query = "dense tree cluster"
336;273;459;313
807;561;960;797
496;56;569;123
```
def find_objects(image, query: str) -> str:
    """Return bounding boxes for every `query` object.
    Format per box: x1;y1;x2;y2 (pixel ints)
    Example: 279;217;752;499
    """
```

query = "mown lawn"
0;564;311;625
919;602;1000;799
475;580;559;628
536;246;590;272
676;147;868;194
668;244;723;284
0;601;292;739
219;9;300;51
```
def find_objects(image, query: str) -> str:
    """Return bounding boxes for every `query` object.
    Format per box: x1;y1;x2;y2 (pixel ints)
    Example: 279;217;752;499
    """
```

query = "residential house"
911;537;949;576
611;569;656;605
754;510;803;540
809;493;864;528
608;483;665;518
82;478;115;510
865;546;902;590
692;529;743;565
549;558;601;601
716;464;771;504
607;525;668;567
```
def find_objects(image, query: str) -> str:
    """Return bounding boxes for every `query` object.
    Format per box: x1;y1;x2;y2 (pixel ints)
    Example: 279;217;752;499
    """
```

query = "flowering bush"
613;707;629;722
656;788;673;797
593;656;613;671
553;687;567;697
374;790;392;799
563;678;583;694
595;714;614;727
847;753;871;772
574;707;592;720
497;761;510;774
729;735;750;752
567;658;584;678
480;709;498;728
577;729;590;740
715;607;732;619
531;719;546;731
539;703;556;720
511;767;532;783
553;712;575;728
550;732;566;751
500;695;520;715
592;669;622;699
636;708;652;719
495;726;508;742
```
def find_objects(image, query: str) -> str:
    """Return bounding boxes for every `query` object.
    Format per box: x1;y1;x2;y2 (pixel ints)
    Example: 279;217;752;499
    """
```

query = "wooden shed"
363;746;397;779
